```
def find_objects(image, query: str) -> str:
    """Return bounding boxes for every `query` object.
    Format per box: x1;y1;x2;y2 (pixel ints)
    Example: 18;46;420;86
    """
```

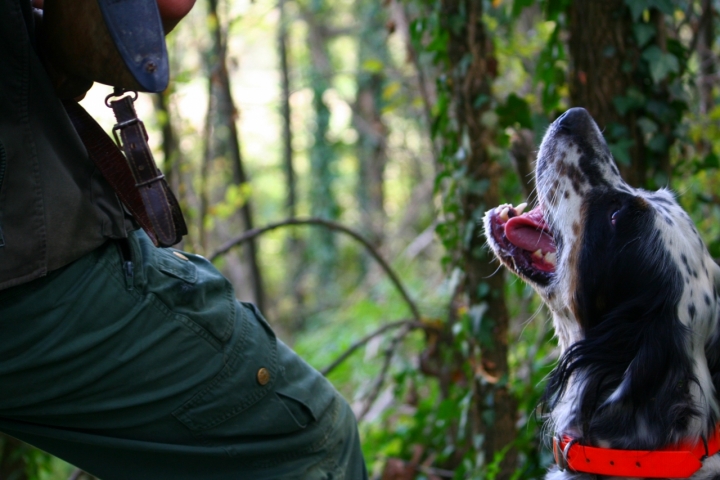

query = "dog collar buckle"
553;434;577;472
553;434;567;471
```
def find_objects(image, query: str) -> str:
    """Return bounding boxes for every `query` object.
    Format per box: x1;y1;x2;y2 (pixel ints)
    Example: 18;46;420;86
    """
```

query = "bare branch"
322;319;428;376
357;322;414;421
210;217;422;320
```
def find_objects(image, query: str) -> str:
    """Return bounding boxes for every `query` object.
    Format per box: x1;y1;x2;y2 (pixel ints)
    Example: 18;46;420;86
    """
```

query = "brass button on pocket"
256;368;271;386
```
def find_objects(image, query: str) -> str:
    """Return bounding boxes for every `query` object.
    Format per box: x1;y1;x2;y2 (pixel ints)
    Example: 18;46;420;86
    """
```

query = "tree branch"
357;322;415;421
210;217;422;320
321;319;427;376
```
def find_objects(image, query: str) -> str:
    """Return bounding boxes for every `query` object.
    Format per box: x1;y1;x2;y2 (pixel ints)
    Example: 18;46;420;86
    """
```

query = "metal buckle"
105;89;138;108
553;434;568;471
553;434;578;472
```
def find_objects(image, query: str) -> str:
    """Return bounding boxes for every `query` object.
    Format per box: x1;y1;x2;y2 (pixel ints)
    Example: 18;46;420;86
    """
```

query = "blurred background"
4;0;720;478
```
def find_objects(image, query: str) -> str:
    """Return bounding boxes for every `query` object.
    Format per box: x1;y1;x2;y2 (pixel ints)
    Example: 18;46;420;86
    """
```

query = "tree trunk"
567;0;645;184
305;2;339;282
278;0;306;325
698;0;714;116
198;61;215;254
354;0;389;250
278;0;296;222
440;0;517;475
567;0;676;188
208;0;266;311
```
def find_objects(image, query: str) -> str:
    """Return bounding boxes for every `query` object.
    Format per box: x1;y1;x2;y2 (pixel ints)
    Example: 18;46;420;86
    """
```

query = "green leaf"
647;133;667;152
496;94;532;129
474;94;490;109
642;45;679;83
545;0;570;19
633;23;655;47
637;116;658;135
613;88;645;115
625;0;674;18
608;138;635;166
625;0;651;19
648;0;674;14
511;0;535;18
702;152;720;170
361;58;384;74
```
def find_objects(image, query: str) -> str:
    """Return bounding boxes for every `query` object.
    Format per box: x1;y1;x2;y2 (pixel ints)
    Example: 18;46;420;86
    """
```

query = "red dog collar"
553;424;720;478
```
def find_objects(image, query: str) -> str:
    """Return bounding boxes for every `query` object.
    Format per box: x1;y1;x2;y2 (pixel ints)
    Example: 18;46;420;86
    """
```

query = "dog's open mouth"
487;203;557;285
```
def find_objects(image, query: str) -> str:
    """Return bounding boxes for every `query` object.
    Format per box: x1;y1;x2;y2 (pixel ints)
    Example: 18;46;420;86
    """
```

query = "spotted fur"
484;108;720;479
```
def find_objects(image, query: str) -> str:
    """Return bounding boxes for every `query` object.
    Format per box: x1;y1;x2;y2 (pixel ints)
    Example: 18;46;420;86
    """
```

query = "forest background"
2;0;720;479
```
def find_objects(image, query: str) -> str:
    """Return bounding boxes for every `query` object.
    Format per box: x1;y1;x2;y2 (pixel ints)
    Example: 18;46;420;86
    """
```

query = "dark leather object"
64;99;187;247
109;94;185;246
43;0;169;94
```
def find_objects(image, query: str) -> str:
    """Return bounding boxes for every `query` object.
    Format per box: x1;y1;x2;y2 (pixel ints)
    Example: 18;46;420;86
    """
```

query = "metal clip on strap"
106;89;187;247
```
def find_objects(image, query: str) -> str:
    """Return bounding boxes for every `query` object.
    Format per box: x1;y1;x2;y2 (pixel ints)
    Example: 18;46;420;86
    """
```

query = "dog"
484;108;720;479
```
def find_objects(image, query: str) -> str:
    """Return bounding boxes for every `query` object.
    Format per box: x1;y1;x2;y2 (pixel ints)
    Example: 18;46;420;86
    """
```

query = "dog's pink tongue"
504;207;556;253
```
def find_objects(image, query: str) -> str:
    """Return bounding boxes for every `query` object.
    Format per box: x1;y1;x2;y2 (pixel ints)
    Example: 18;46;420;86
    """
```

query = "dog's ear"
704;260;720;405
713;259;720;288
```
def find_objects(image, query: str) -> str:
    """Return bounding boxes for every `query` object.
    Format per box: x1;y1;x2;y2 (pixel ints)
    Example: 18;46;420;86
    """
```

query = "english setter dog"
484;108;720;479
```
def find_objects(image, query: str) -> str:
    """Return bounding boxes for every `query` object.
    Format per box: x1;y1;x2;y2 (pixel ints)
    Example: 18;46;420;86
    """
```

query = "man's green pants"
0;230;367;479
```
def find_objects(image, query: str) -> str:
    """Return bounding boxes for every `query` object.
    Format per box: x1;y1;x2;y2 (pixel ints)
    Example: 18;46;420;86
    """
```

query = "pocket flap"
156;249;198;284
172;306;278;432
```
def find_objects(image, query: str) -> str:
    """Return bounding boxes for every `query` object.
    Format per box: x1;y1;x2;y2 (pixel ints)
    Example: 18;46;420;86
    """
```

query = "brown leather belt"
64;92;187;247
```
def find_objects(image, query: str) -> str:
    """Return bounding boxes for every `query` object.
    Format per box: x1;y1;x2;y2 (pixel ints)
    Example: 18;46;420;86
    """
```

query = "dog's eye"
611;209;620;226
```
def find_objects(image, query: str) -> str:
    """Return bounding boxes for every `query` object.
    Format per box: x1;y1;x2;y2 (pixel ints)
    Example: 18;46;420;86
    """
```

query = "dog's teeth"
545;252;557;266
515;202;527;215
499;207;509;221
532;249;543;259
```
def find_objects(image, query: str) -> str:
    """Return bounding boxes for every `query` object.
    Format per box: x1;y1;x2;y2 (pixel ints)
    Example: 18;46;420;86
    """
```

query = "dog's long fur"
484;108;720;479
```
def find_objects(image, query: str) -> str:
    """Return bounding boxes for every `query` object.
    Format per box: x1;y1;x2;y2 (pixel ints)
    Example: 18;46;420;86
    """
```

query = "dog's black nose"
555;107;594;136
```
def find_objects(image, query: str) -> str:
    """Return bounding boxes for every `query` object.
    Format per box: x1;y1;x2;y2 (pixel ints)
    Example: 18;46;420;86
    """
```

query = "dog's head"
485;108;720;446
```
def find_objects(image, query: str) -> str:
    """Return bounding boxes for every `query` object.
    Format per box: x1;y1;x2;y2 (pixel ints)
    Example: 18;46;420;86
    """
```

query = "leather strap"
553;424;720;478
63;97;186;247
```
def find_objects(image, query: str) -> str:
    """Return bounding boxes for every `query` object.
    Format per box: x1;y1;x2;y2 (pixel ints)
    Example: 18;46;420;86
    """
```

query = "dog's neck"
547;310;718;452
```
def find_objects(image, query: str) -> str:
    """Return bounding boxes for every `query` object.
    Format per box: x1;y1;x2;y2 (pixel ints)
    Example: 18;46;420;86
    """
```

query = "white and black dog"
484;108;720;479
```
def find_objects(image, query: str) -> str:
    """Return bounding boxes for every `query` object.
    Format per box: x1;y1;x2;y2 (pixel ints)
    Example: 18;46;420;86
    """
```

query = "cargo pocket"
276;391;315;429
172;303;328;451
143;243;235;349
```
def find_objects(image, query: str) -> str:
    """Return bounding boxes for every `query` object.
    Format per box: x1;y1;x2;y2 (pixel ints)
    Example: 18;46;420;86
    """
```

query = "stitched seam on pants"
172;305;280;431
172;308;250;431
101;251;224;352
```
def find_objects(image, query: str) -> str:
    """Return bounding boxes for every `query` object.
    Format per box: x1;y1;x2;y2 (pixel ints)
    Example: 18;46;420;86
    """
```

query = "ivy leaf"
625;0;674;19
625;0;651;19
647;133;667;152
633;23;655;47
608;138;635;166
544;0;570;20
511;0;534;18
637;116;658;135
361;58;384;74
703;152;720;169
613;88;645;115
642;45;679;83
648;0;674;14
496;93;532;129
